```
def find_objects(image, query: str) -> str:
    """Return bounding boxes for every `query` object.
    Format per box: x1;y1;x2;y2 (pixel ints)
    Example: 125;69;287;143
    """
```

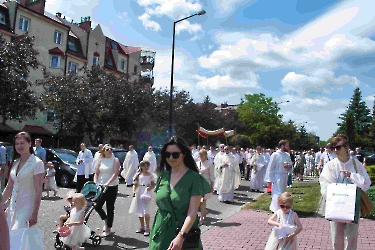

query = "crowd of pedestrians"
0;131;372;249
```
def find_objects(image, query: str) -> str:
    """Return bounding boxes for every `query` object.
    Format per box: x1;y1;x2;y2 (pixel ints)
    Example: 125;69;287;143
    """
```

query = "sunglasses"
165;151;182;159
105;148;112;151
332;145;343;151
280;204;291;209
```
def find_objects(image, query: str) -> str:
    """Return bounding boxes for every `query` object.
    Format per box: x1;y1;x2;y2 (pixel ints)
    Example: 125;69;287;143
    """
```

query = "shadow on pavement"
101;234;149;249
205;208;221;215
42;196;63;201
211;222;241;228
236;185;249;191
117;193;130;198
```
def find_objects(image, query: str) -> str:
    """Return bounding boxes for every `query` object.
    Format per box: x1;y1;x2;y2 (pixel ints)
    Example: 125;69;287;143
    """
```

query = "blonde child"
54;191;75;232
265;192;303;250
62;193;91;250
44;161;57;197
128;161;155;236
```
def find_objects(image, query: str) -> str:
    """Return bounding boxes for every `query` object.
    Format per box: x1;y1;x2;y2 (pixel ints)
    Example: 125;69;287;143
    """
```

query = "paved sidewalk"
201;209;375;249
201;178;375;250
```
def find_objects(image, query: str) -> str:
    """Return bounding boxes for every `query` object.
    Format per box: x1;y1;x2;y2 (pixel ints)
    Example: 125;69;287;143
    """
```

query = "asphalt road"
37;179;263;250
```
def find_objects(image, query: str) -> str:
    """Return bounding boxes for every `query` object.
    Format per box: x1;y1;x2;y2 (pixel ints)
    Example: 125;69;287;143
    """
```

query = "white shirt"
315;151;323;165
207;150;217;164
76;148;94;177
98;155;119;186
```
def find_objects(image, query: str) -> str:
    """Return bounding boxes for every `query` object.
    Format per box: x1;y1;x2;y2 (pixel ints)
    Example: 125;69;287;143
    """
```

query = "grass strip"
242;181;321;217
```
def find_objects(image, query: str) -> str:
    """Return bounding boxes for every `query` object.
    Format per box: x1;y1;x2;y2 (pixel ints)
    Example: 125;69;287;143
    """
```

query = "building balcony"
140;50;156;72
140;75;154;86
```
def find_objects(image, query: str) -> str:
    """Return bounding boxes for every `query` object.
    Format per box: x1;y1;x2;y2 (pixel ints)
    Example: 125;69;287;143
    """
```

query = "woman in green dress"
149;136;210;250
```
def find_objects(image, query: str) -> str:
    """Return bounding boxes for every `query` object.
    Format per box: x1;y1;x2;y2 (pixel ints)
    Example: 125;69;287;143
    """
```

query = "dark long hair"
11;131;34;166
157;136;198;173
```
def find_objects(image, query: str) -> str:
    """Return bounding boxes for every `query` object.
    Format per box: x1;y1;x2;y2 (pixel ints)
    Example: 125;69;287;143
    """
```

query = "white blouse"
98;155;119;186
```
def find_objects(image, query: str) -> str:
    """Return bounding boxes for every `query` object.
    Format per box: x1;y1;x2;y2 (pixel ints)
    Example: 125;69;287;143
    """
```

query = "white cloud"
137;0;204;35
117;12;130;25
195;73;260;89
281;69;360;97
189;35;201;41
138;13;161;32
215;0;256;14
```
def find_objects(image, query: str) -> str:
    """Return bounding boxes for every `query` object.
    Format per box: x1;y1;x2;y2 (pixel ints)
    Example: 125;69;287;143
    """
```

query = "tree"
337;88;372;135
0;33;42;123
237;93;283;147
345;112;355;149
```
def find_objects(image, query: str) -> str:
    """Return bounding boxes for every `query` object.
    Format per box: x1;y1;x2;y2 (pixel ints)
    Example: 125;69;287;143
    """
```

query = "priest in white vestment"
250;146;266;191
142;146;157;173
213;144;225;191
121;145;139;186
265;140;292;212
215;146;240;203
207;146;217;164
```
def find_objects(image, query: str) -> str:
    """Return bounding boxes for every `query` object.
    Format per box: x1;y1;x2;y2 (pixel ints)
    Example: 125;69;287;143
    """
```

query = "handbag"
325;178;360;224
167;175;201;249
58;225;71;237
10;226;44;250
352;159;374;215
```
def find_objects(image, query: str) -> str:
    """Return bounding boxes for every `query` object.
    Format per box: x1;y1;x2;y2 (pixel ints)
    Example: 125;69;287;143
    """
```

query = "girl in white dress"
44;161;57;197
62;193;91;250
265;192;303;250
129;161;155;236
197;149;214;225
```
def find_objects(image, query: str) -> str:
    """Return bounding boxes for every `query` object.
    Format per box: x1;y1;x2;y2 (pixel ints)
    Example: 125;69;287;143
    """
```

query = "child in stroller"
54;182;106;249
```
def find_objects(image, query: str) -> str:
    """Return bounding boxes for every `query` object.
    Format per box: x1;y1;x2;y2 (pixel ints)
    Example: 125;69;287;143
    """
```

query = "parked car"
46;148;78;188
363;151;375;166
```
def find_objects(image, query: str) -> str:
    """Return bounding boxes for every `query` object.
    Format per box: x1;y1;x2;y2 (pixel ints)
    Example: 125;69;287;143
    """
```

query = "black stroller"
54;182;107;249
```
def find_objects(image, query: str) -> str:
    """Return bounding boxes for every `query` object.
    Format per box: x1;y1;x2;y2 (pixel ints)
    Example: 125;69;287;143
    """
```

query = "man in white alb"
121;145;139;186
265;140;293;212
215;146;240;203
213;144;226;191
143;146;157;173
207;146;217;164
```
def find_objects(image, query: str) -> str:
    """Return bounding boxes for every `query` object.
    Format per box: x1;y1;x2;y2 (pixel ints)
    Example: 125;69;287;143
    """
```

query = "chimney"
20;0;46;15
56;12;62;18
79;16;91;32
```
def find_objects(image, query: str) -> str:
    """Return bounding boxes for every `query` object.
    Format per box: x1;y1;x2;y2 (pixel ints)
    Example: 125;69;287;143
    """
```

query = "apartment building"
0;0;156;146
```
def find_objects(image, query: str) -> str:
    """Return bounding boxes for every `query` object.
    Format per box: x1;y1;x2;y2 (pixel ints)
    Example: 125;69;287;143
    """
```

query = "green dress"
149;169;210;250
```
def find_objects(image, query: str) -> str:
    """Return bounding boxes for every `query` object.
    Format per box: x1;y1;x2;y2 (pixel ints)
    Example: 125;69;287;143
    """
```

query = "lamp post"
169;10;206;137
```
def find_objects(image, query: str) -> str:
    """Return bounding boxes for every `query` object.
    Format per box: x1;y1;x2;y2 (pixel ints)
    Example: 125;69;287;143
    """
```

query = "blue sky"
44;0;375;141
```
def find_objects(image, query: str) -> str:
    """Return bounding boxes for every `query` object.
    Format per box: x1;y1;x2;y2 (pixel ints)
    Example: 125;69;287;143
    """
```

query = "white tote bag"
325;183;359;223
10;227;44;250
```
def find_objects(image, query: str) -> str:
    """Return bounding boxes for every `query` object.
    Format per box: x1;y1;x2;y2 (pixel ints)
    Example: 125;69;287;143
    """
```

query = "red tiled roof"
49;47;64;56
118;43;142;55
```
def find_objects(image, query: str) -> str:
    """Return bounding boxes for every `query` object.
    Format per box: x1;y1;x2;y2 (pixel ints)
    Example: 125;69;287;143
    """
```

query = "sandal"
144;229;150;236
136;228;145;233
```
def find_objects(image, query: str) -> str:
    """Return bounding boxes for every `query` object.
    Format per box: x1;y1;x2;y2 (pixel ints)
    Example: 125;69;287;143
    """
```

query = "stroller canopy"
81;181;103;202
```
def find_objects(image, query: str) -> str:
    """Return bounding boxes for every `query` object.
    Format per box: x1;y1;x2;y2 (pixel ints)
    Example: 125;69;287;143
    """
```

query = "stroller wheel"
92;235;102;246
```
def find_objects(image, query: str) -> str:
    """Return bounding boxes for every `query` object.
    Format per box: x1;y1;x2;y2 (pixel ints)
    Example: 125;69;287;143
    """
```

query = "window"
93;56;99;66
106;58;113;67
120;59;125;70
68;62;78;73
0;13;6;25
68;41;77;52
50;55;61;68
111;41;118;49
54;31;62;44
46;110;57;123
18;16;30;31
134;65;138;74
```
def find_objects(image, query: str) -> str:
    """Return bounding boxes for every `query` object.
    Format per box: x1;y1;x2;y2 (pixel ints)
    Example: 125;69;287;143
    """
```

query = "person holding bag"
2;132;45;250
319;134;371;250
149;136;210;250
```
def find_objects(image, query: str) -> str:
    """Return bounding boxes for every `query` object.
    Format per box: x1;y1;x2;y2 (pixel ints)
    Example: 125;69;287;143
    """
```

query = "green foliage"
345;112;355;149
0;33;42;123
337;88;372;135
229;134;253;148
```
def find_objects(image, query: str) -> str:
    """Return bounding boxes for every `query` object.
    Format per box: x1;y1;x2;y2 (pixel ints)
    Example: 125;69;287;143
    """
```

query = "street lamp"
169;10;206;137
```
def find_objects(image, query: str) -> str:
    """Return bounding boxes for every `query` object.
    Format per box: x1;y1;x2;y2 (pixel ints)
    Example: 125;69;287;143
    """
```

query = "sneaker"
136;228;145;233
144;230;150;236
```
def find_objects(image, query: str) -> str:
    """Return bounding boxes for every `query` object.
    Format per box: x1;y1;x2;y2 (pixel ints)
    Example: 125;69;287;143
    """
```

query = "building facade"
0;0;155;147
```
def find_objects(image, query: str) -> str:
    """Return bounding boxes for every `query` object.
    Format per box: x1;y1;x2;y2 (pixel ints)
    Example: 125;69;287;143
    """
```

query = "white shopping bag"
325;183;360;223
10;227;44;250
